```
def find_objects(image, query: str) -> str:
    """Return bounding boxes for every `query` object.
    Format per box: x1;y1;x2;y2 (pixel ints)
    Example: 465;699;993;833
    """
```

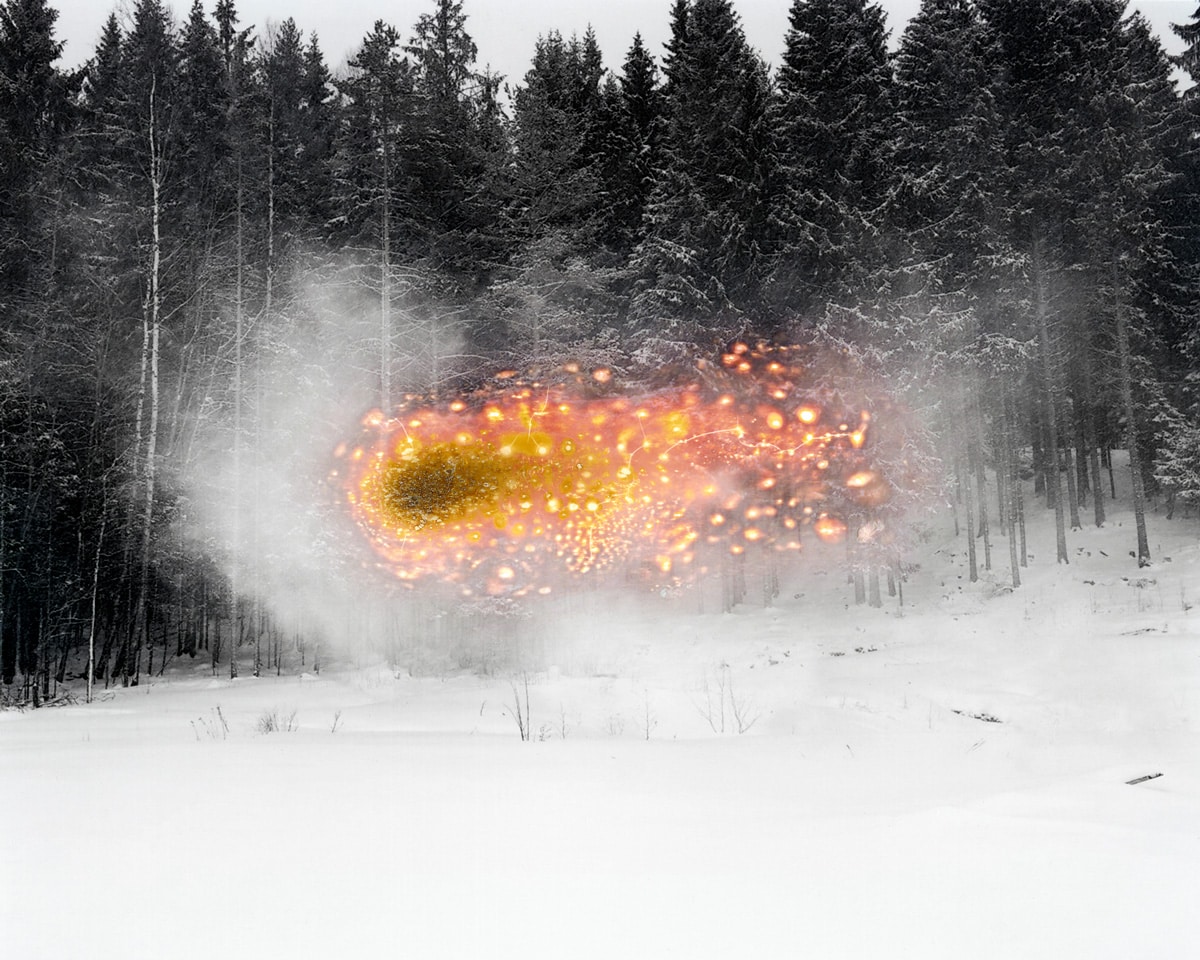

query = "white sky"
51;0;1191;92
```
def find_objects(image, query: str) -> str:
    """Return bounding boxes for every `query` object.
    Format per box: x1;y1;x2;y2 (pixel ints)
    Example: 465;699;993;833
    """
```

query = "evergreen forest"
2;0;1199;702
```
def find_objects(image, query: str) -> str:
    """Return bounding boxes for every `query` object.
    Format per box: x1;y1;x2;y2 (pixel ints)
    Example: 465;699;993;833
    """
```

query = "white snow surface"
3;499;1199;959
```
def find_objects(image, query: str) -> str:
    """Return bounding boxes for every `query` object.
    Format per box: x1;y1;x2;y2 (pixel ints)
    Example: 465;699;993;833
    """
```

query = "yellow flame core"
374;443;511;531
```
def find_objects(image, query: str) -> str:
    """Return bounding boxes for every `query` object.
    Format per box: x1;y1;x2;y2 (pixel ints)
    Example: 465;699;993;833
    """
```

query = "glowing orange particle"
814;516;847;544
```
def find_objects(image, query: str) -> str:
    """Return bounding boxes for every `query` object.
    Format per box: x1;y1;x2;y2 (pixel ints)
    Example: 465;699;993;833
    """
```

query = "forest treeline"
1;0;1199;700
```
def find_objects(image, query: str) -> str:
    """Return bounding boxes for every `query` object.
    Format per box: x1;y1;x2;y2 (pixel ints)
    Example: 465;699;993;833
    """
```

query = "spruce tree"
768;0;894;323
404;0;500;283
298;33;337;235
1070;8;1181;564
337;22;415;408
479;30;619;362
177;0;228;214
1155;5;1200;511
0;0;69;293
628;0;772;352
0;0;80;700
892;0;1018;581
600;32;661;254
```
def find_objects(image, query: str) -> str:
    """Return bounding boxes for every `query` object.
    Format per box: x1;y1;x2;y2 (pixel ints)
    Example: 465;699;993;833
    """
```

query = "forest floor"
3;484;1199;958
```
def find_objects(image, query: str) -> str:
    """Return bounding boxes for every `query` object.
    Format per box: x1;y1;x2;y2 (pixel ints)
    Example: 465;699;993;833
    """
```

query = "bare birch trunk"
132;74;164;683
231;148;243;681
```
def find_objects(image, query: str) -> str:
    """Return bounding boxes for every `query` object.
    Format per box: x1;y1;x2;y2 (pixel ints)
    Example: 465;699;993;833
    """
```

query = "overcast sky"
49;0;1191;92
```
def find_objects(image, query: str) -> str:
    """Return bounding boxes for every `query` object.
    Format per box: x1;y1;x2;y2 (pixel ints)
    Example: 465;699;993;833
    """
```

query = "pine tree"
599;32;661;254
177;0;228;214
85;12;123;107
768;0;894;322
1156;5;1200;513
892;0;1017;584
628;0;772;353
0;0;82;701
507;30;606;248
0;0;69;293
981;0;1185;566
1070;9;1181;564
298;33;337;235
981;0;1087;563
99;0;182;680
404;0;500;283
662;0;690;96
892;0;999;299
1174;5;1200;88
337;21;415;410
478;30;618;362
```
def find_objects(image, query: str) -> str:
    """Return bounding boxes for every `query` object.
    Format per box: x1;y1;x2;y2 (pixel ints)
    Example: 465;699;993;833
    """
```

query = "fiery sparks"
332;344;892;596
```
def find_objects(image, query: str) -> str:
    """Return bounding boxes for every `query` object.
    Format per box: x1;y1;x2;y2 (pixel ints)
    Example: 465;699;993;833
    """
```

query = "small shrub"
190;707;229;740
257;707;298;734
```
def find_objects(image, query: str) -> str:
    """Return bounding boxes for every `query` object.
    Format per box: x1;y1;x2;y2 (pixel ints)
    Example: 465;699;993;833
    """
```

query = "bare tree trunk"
962;454;978;582
1074;405;1090;506
231;144;243;681
973;437;991;573
1033;231;1068;563
87;490;108;704
132;74;165;684
1112;262;1150;566
380;106;392;413
1082;346;1106;527
1030;402;1046;499
1089;413;1106;528
1064;443;1081;530
0;459;5;688
970;384;991;572
1001;382;1021;589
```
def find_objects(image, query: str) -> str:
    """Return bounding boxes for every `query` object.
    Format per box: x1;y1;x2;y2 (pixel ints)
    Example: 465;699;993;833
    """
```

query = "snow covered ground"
3;494;1198;959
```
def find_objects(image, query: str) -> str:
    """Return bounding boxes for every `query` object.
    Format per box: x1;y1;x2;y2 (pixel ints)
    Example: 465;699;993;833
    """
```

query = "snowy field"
3;497;1198;959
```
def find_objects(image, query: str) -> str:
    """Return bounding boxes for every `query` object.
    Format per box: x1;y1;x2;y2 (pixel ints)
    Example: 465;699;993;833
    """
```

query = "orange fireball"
332;347;889;595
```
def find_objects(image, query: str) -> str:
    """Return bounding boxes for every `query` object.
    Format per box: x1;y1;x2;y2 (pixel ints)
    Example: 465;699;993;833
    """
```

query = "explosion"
331;343;893;596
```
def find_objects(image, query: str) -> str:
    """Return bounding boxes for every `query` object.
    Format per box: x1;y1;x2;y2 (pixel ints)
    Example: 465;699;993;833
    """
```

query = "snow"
3;495;1199;958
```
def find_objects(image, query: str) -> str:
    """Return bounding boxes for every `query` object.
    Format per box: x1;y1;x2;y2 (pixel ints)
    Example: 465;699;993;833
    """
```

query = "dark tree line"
1;0;1198;701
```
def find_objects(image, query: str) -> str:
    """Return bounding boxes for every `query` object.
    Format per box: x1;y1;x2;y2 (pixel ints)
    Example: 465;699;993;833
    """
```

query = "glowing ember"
333;345;891;595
